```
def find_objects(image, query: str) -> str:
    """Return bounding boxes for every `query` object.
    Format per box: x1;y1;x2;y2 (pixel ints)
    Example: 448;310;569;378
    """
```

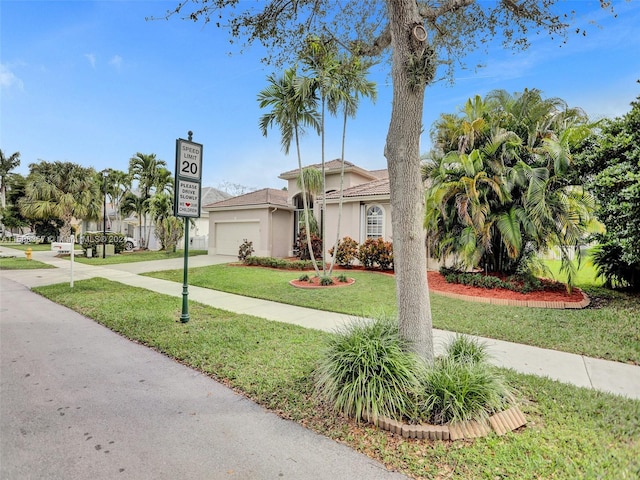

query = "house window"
366;205;383;239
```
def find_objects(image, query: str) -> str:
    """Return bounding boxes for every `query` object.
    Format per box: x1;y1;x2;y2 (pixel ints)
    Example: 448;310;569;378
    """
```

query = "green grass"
0;256;56;269
33;278;640;479
145;264;640;364
70;249;207;265
542;256;604;287
0;242;76;252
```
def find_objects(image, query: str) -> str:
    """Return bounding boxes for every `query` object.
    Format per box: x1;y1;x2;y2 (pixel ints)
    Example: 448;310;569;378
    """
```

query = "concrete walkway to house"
2;245;639;402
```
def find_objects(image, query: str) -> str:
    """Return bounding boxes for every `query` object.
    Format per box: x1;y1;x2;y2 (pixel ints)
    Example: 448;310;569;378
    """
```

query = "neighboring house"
82;186;230;250
204;160;394;258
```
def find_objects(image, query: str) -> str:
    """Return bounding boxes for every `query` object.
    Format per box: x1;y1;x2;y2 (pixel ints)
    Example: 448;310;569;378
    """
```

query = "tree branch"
350;23;391;57
417;0;475;22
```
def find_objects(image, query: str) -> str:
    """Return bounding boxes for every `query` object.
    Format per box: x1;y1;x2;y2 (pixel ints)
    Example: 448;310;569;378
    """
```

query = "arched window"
366;205;383;239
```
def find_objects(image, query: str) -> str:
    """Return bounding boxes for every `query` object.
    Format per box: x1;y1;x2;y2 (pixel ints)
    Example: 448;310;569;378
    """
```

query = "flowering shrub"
238;238;254;261
329;236;359;267
358;238;394;270
296;228;323;261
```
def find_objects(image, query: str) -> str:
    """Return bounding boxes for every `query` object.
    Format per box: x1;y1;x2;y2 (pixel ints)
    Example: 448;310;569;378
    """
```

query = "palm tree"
258;67;321;275
326;53;377;275
128;152;167;248
0;149;21;210
149;192;183;251
120;192;148;246
297;36;342;275
19;160;101;239
104;169;131;234
425;91;598;290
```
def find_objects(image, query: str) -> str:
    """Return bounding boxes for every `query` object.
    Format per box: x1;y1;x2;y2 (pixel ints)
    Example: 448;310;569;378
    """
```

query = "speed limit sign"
174;137;203;218
175;138;202;181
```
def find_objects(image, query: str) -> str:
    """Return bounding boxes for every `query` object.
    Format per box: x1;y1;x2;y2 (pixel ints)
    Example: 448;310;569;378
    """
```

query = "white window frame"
365;204;384;239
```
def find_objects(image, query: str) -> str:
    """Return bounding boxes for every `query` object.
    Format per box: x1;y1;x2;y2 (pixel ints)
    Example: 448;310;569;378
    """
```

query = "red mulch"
425;271;585;303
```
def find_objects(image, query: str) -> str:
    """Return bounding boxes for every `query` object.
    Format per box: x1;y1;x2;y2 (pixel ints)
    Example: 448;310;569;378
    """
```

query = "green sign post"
174;131;203;323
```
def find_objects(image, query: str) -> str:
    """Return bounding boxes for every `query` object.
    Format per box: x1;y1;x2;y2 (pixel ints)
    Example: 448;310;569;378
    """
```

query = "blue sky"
2;0;639;192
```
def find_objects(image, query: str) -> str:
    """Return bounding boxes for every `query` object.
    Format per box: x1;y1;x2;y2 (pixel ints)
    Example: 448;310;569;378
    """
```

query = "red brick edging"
371;405;527;440
432;289;590;309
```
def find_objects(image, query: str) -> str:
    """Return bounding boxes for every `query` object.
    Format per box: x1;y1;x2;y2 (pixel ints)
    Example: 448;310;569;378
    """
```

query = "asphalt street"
0;276;407;480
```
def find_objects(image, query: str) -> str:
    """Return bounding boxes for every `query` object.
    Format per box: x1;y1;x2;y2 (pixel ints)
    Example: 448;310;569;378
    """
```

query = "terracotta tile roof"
204;188;290;209
279;159;382;181
323;178;390;200
368;169;389;180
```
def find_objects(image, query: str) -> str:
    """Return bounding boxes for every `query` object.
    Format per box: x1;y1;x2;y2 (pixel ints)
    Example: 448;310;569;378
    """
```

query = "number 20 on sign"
176;139;202;181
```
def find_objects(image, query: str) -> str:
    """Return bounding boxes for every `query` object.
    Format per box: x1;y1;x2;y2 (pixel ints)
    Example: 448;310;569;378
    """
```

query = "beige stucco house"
204;160;393;258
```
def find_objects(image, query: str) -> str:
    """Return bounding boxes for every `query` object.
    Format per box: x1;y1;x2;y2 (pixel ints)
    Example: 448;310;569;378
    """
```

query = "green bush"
243;256;313;270
337;273;348;283
298;273;310;282
319;275;334;286
440;267;546;293
329;236;359;267
80;232;127;255
314;316;422;422
358;238;394;270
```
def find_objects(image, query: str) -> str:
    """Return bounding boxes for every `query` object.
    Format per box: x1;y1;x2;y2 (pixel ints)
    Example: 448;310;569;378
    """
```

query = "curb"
371;406;527;440
432;290;590;309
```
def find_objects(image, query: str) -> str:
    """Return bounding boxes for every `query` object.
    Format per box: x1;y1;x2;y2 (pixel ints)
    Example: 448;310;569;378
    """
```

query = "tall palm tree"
327;53;377;275
0;149;21;210
128;152;167;248
120;192;147;246
297;36;343;275
258;67;321;275
104;169;131;234
20;161;101;239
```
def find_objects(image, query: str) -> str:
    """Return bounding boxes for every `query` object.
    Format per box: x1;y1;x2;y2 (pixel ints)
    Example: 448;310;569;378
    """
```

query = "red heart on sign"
185;203;191;207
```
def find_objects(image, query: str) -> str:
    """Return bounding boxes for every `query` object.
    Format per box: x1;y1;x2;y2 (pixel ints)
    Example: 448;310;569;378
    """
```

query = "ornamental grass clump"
444;334;491;365
420;335;514;425
314;316;422;422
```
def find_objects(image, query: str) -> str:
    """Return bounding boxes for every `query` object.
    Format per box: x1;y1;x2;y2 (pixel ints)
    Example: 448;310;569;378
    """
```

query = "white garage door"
215;222;260;256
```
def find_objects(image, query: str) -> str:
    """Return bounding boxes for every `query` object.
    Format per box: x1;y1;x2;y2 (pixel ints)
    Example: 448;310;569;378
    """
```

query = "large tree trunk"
385;0;433;362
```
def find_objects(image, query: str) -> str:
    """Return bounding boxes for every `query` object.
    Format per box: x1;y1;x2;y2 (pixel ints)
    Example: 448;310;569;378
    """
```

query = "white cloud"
0;63;24;90
84;53;97;68
109;55;123;70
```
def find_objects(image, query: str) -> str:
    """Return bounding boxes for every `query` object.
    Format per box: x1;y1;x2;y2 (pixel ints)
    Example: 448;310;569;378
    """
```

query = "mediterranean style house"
204;159;392;258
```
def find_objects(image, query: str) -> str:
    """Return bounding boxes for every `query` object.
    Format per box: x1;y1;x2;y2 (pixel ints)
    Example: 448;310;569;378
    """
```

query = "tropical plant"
425;90;599;291
327;53;377;276
0;149;20;210
104;169;131;233
258;67;321;275
120;192;148;246
314;315;422;422
20;161;101;240
329;236;359;267
238;238;255;261
128;152;168;249
149;192;183;251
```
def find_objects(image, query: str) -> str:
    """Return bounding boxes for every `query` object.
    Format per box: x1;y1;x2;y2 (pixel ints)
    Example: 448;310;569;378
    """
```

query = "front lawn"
34;278;640;479
70;249;208;265
0;256;56;270
144;264;640;365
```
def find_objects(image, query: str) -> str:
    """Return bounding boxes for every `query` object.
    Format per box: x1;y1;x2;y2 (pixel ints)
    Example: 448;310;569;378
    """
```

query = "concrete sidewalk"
2;246;639;400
